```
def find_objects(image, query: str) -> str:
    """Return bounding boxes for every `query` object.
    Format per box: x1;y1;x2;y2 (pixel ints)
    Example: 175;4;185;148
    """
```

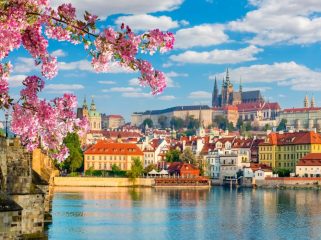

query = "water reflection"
48;187;321;240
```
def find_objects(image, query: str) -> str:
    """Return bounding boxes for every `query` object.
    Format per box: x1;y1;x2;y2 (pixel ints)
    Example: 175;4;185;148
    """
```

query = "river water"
46;187;321;240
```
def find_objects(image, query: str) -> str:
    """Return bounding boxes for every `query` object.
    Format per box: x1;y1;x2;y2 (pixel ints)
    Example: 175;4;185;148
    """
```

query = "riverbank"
54;177;154;187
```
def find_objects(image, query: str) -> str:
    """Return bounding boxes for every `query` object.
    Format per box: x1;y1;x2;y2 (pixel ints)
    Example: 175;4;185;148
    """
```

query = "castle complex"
132;69;280;128
212;69;264;107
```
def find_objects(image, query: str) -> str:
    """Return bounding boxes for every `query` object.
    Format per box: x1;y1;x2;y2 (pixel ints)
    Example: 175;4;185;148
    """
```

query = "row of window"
259;152;307;161
298;167;321;171
86;162;126;170
86;155;130;161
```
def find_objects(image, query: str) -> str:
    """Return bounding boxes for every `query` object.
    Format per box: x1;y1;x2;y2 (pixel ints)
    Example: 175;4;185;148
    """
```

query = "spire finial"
239;76;242;93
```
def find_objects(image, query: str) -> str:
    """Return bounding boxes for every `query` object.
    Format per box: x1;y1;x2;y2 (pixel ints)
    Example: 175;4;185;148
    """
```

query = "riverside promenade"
54;177;154;187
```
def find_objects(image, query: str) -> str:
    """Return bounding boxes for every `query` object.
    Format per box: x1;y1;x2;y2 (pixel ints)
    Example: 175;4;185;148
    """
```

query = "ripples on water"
47;187;321;240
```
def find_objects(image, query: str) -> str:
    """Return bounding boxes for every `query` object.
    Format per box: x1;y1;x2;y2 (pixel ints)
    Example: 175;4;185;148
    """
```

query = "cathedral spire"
311;95;315;108
304;95;309;108
225;68;230;85
83;96;88;109
212;76;218;107
239;77;242;93
90;96;96;111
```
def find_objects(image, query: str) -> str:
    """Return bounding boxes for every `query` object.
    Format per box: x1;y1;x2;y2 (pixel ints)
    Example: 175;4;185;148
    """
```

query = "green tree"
263;124;272;131
274;168;291;177
213;115;228;130
227;122;235;132
142;118;153;128
245;122;252;131
236;117;244;130
186;115;199;129
185;129;196;136
277;119;287;131
127;157;144;179
111;164;121;176
170;117;185;129
180;148;197;165
158;115;168;129
144;163;157;174
166;149;181;162
61;133;83;173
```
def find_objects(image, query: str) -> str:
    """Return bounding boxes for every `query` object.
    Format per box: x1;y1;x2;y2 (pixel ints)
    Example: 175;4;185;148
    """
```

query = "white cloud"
188;91;212;99
128;78;140;86
228;0;321;45
162;63;173;68
209;61;321;91
158;95;176;100
102;87;141;93
179;20;189;26
115;14;179;31
170;45;262;64
14;57;38;73
51;49;67;57
52;0;184;19
45;84;84;93
8;75;27;87
129;75;177;88
58;60;133;73
98;80;116;84
175;24;228;49
166;71;188;77
122;92;152;98
242;86;271;92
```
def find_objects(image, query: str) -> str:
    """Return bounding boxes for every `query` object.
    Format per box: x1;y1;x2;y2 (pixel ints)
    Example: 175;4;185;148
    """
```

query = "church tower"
88;96;101;131
82;96;89;118
221;68;234;106
212;76;219;107
304;95;309;108
311;95;315;108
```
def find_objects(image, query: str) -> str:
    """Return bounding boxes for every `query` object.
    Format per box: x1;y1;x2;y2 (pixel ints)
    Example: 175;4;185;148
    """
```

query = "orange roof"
84;140;143;155
260;131;321;146
237;102;280;112
297;153;321;166
106;115;124;118
283;107;321;113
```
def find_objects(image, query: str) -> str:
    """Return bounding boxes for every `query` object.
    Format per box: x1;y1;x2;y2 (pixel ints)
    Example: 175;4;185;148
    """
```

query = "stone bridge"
0;137;57;239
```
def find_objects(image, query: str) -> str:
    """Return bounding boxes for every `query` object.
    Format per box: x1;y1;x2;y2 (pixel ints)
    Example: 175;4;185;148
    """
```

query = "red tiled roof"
167;162;198;172
297;153;321;166
106;115;123;118
250;163;272;172
283;107;321;113
89;130;142;139
84;140;143;155
232;138;253;148
237;102;280;112
259;131;321;146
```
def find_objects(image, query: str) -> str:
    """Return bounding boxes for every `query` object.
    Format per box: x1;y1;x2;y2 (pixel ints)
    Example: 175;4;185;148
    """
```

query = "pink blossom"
41;56;58;79
57;3;76;20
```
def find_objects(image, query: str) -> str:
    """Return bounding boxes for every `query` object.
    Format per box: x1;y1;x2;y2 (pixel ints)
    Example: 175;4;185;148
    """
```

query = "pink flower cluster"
0;63;11;107
0;1;175;161
137;60;167;95
143;29;175;54
12;75;88;161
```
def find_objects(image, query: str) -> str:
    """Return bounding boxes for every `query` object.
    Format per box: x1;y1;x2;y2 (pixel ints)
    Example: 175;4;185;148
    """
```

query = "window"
87;156;90;160
92;156;94;160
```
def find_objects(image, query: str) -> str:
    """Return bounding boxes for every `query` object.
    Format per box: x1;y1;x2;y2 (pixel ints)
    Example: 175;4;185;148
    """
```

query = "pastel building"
259;131;321;171
84;141;144;171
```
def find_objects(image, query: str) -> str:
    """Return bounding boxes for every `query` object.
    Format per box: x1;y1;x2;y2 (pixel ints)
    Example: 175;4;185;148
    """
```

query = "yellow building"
259;131;321;171
84;141;144;171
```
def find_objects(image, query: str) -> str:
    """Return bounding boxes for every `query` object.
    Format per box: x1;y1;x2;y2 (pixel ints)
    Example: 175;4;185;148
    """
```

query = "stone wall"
0;137;49;238
256;177;321;187
54;177;154;187
10;193;44;235
0;195;22;240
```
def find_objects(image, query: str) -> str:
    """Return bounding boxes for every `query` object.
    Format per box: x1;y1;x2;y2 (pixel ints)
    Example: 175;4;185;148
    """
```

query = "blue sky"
7;0;321;121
